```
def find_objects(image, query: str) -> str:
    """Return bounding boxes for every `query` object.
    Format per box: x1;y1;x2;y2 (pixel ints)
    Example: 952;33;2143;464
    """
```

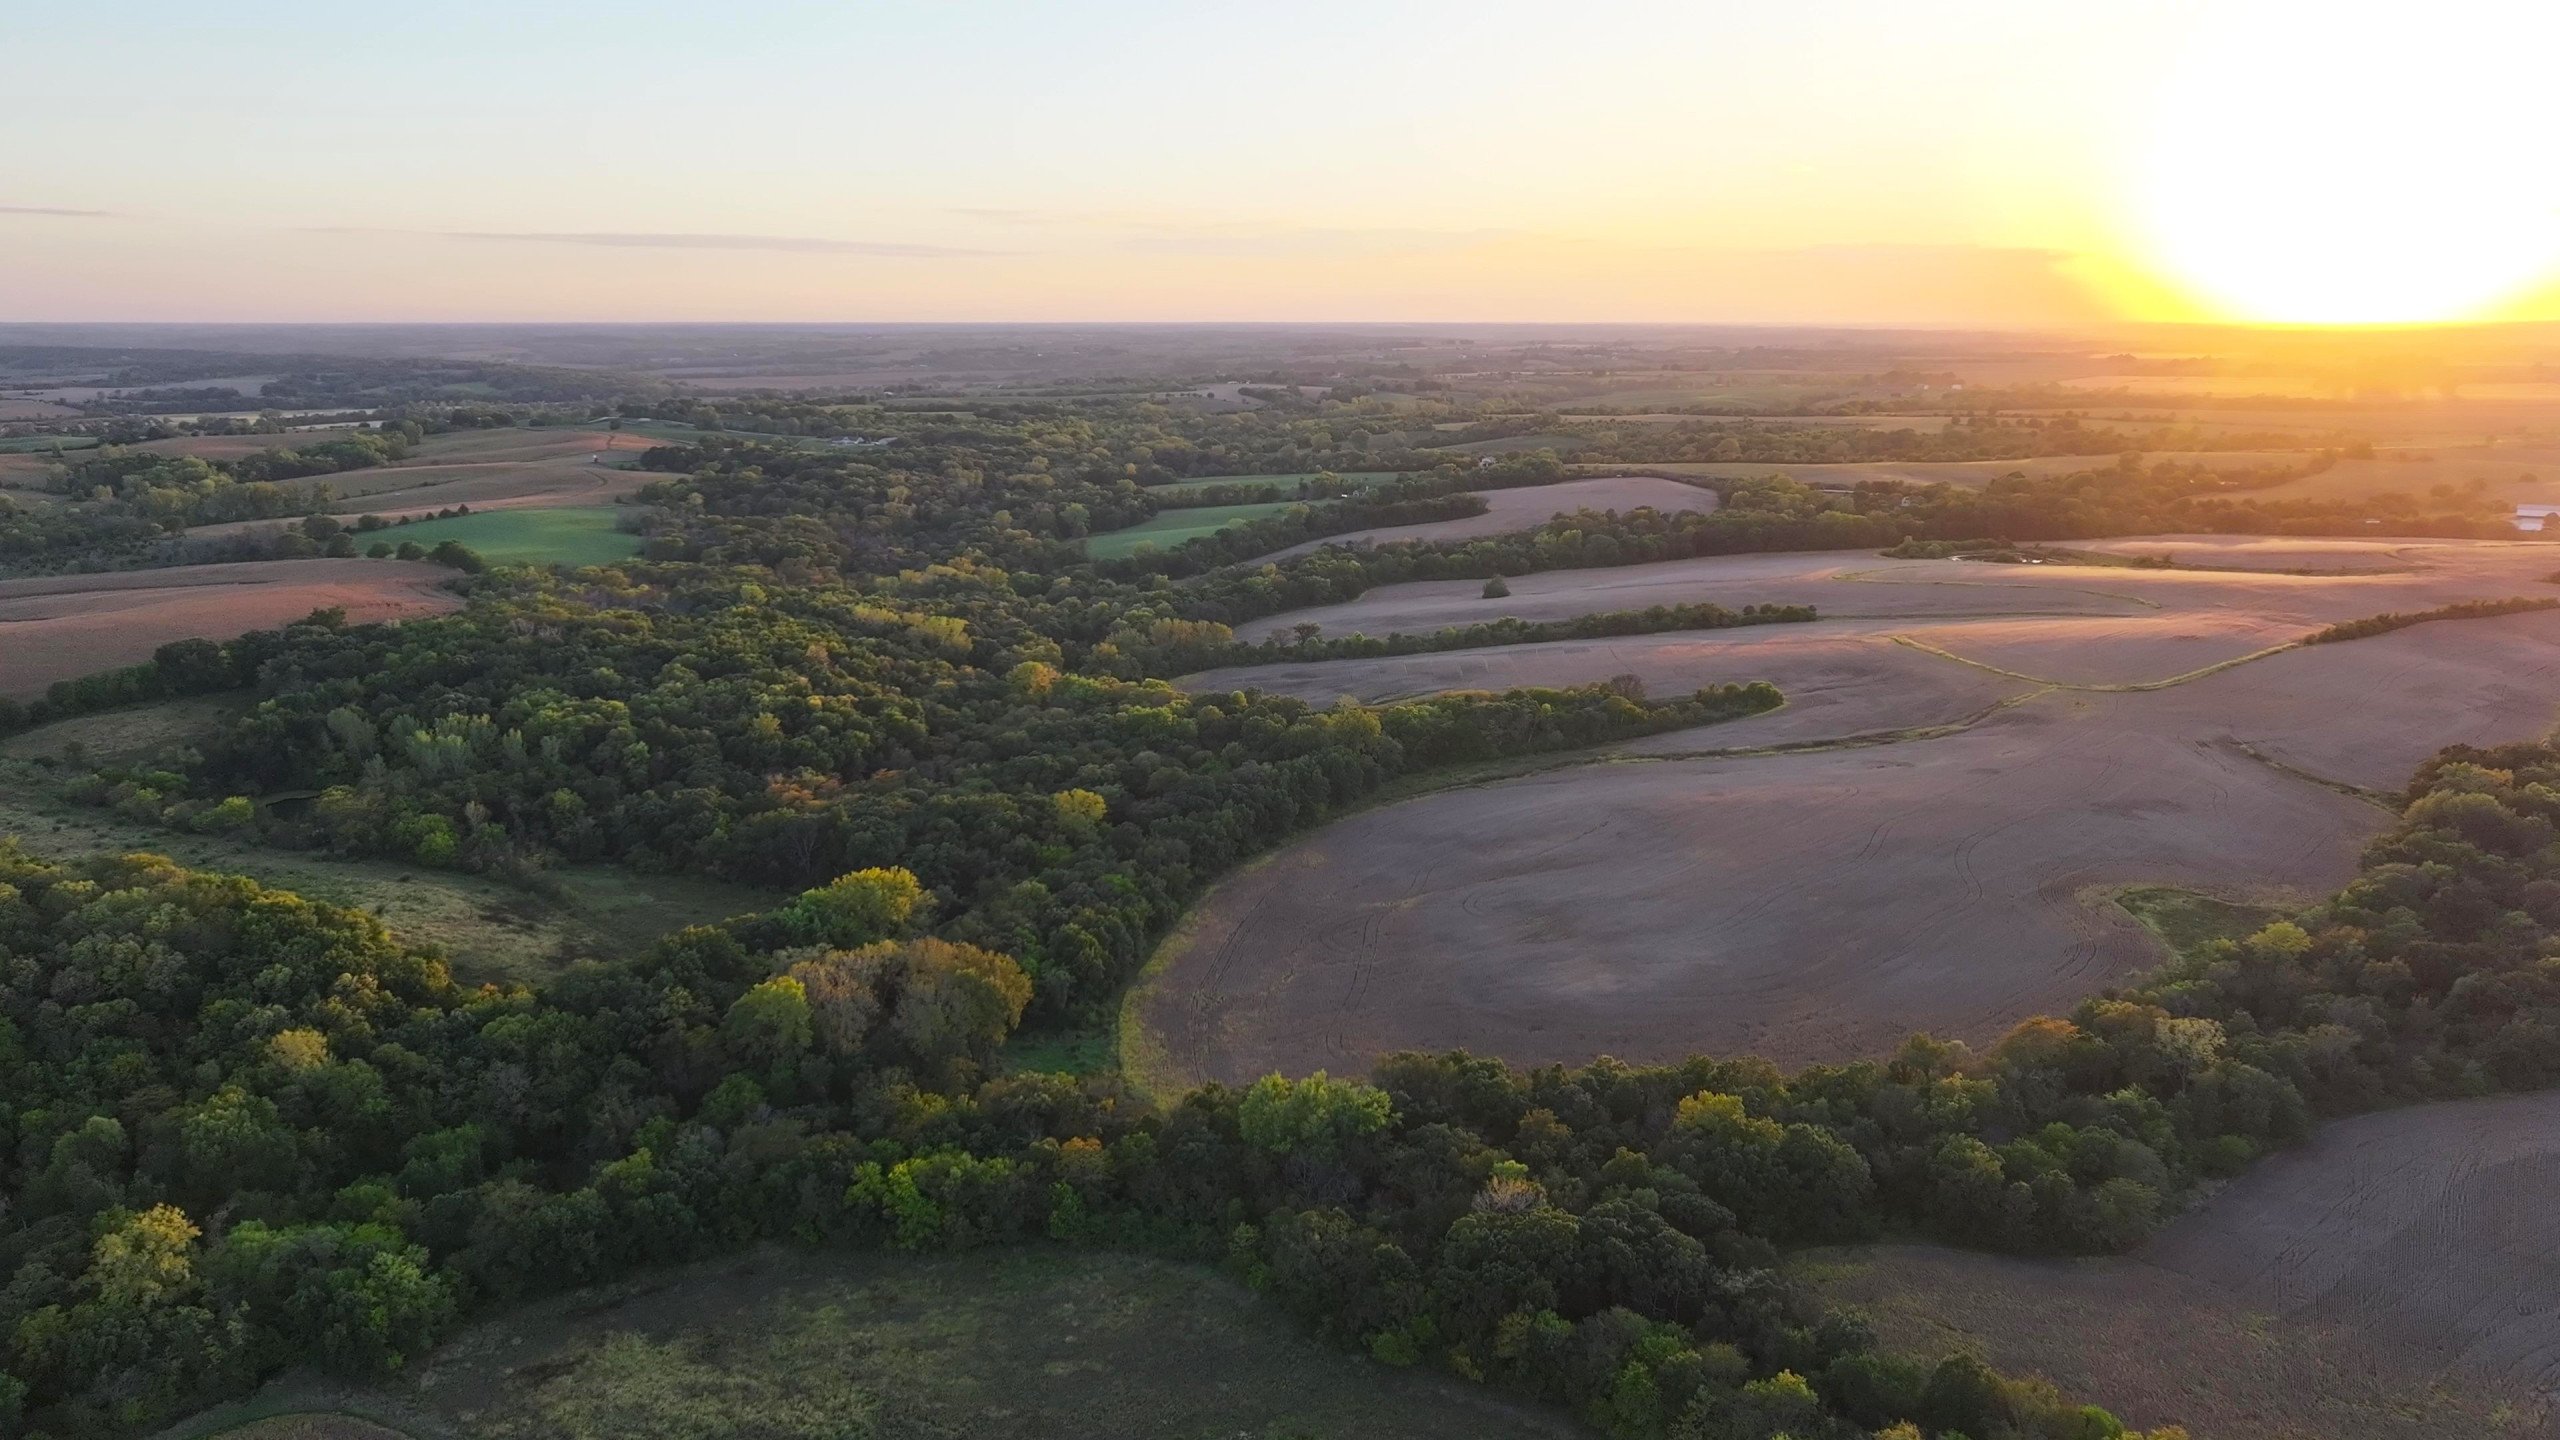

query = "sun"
2133;1;2560;325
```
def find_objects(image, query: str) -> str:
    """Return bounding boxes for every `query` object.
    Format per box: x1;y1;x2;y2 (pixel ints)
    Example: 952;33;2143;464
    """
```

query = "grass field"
615;420;847;451
1431;432;1593;456
201;1417;406;1440
1147;470;1400;495
171;1249;1580;1440
374;507;641;567
1086;501;1304;558
0;699;774;982
2115;885;2285;958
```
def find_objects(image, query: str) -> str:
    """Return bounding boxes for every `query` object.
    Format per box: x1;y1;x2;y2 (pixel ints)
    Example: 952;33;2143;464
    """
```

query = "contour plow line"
1888;633;2302;693
2216;739;2403;812
1829;566;2166;611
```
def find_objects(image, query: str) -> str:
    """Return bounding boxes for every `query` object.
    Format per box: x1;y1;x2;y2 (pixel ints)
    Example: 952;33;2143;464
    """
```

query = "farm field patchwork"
170;1249;1583;1440
1135;538;2560;1090
1624;452;2302;489
2245;443;2560;504
0;559;461;699
1227;536;2560;645
369;505;641;567
1815;1089;2560;1439
325;428;661;515
1247;473;1719;563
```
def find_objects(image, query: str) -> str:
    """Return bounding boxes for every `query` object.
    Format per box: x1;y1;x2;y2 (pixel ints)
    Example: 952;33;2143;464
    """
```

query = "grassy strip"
2220;739;2399;810
1886;634;2299;694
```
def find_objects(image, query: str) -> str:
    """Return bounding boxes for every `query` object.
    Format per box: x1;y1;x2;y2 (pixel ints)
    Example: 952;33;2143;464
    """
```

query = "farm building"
2514;503;2560;531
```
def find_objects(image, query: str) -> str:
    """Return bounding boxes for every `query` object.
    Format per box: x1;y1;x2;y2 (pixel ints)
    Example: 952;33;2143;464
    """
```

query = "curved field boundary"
1830;566;2168;611
1895;597;2560;694
1888;632;2303;693
2220;739;2399;810
1116;684;2062;1103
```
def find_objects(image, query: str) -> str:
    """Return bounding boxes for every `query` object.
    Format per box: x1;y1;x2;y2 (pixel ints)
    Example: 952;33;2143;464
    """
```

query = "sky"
6;0;2556;326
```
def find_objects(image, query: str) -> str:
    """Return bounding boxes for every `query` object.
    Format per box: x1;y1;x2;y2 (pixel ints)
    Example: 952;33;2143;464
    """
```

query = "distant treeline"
1209;602;1819;669
1433;411;2334;465
1162;465;2533;629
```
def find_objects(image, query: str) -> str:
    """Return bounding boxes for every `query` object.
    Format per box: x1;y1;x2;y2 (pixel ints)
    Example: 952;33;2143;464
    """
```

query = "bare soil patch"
0;559;459;698
1139;539;2560;1087
1229;550;2150;645
1815;1089;2560;1439
0;454;60;486
1133;694;2378;1087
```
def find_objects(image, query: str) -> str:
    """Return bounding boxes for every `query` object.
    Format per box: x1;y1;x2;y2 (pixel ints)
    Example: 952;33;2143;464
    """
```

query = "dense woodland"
5;392;2559;1438
0;345;657;414
13;727;2560;1437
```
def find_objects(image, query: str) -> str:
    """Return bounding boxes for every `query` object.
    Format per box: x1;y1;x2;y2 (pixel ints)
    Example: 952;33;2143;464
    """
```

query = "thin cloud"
948;206;1506;257
1785;242;2076;262
1113;224;1509;258
446;231;1003;257
0;204;117;218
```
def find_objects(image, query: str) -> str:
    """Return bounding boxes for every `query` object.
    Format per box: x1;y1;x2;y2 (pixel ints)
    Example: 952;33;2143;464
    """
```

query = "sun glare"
2135;2;2560;325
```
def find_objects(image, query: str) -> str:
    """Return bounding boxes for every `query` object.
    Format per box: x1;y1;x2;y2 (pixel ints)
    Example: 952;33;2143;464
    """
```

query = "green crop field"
377;506;642;567
0;434;97;455
1149;470;1400;495
617;420;837;451
1085;500;1304;558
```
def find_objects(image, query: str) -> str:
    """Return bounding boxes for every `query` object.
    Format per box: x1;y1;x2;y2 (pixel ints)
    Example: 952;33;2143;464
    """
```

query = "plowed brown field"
1819;1090;2560;1439
1;560;460;698
1139;538;2560;1088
